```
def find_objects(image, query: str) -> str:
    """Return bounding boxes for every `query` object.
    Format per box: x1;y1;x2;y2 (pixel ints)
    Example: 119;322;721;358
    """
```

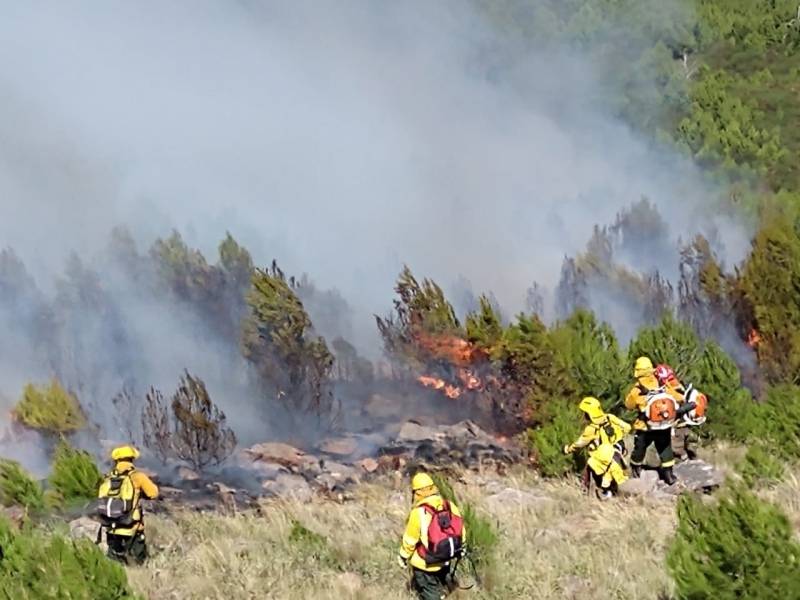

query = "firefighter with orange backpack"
624;357;684;485
397;472;467;600
654;363;708;462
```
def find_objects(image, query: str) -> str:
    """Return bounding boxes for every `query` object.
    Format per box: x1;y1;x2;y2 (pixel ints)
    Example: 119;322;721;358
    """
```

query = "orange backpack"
643;391;677;430
682;386;708;425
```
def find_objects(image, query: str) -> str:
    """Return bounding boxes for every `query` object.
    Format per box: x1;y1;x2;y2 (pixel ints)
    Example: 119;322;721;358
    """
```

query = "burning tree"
140;370;237;471
376;265;491;398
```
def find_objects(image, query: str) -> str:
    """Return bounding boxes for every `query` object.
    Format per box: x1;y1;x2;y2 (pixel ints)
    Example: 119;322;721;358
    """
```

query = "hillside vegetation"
1;0;800;599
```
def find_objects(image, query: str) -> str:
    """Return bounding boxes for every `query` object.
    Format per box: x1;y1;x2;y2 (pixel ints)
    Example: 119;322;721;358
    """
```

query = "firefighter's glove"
397;555;408;570
563;445;573;455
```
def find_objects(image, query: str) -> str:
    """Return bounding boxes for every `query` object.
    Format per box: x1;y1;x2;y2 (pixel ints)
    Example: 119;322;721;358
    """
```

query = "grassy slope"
123;445;800;599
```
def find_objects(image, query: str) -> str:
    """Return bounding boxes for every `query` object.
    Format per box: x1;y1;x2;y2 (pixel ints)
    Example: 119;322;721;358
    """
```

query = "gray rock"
262;473;313;503
396;421;442;443
69;516;101;541
668;459;725;494
618;471;659;496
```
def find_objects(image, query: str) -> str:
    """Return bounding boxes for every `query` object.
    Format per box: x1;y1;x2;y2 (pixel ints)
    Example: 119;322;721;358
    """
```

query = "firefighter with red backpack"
398;472;467;600
654;363;708;463
624;356;684;485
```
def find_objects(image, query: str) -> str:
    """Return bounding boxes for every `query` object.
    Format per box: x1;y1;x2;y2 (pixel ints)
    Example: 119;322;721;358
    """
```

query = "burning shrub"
11;379;87;438
0;513;141;599
0;460;44;515
141;370;237;471
737;206;800;384
46;440;103;511
667;484;800;598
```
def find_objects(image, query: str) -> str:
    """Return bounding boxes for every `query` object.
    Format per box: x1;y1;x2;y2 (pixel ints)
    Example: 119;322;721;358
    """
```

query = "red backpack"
417;499;465;565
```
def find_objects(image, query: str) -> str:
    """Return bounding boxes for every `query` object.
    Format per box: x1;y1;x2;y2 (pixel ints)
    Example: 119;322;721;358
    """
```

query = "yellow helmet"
578;396;604;421
634;356;654;377
110;445;140;462
411;472;435;491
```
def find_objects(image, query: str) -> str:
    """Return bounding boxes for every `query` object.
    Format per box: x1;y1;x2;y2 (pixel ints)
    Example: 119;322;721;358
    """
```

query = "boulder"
240;442;317;471
178;466;199;481
665;459;725;494
69;516;101;541
315;437;361;458
262;473;313;503
618;471;660;496
379;420;522;472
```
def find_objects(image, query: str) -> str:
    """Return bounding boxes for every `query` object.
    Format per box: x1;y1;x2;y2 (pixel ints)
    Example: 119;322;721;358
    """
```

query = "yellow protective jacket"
586;443;628;488
399;493;466;572
567;413;631;452
100;461;159;536
624;375;684;431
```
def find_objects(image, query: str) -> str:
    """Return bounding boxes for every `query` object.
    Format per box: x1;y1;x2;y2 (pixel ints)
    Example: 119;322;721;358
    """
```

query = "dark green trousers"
106;531;148;566
631;429;675;468
411;566;450;600
672;427;698;461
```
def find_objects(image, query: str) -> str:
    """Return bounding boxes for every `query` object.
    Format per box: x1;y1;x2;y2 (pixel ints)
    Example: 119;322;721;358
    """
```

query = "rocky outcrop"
378;420;522;473
618;459;724;499
146;419;723;511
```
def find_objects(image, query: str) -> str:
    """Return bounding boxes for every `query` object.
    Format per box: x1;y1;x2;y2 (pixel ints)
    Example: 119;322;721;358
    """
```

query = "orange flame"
417;375;461;398
747;328;760;348
413;331;489;368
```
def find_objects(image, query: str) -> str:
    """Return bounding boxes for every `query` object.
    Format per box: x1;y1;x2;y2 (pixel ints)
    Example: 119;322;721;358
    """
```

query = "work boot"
631;464;642;478
660;466;677;486
597;489;613;501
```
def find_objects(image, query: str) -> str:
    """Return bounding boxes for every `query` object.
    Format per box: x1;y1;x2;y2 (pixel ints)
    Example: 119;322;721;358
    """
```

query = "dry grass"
124;446;800;600
127;465;681;600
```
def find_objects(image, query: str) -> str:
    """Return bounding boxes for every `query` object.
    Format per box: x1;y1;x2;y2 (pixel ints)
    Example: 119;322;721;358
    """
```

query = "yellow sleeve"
667;385;685;403
624;386;642;411
610;414;632;435
399;507;422;559
570;424;597;450
132;472;159;500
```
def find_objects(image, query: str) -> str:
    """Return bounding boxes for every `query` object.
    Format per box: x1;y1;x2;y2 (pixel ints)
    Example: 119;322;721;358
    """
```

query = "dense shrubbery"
47;440;103;511
667;484;800;599
11;379;87;438
0;515;141;599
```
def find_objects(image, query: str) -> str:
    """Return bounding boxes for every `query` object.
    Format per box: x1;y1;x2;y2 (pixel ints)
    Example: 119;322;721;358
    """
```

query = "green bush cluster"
431;473;499;580
11;379;87;437
667;484;800;599
0;515;141;599
0;440;101;515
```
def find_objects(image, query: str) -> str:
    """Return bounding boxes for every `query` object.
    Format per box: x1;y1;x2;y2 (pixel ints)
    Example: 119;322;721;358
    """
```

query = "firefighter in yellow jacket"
564;396;631;499
98;446;159;565
398;472;467;600
624;357;684;485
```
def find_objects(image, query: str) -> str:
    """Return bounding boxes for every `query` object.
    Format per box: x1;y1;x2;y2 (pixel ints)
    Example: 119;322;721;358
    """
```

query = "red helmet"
654;364;674;383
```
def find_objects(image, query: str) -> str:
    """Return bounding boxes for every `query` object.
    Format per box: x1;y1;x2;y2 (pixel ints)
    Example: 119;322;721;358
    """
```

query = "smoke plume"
0;1;750;463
